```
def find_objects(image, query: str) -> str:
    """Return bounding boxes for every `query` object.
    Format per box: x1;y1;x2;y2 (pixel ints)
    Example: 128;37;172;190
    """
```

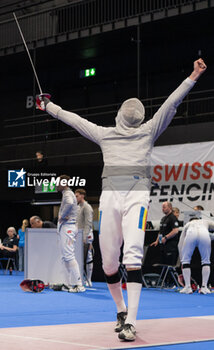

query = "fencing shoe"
180;286;193;294
68;285;86;293
199;286;211;294
118;323;136;341
114;310;127;332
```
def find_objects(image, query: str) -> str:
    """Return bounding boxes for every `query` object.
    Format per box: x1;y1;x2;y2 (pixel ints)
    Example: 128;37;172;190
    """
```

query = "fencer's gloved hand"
36;93;51;111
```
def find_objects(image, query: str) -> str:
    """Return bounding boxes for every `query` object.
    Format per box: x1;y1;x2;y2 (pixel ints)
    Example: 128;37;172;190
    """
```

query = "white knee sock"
202;265;210;287
65;259;82;286
182;268;191;287
125;282;142;327
107;281;127;313
86;262;93;283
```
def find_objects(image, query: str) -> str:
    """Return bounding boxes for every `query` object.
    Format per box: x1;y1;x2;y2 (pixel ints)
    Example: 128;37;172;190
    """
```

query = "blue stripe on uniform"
138;207;145;229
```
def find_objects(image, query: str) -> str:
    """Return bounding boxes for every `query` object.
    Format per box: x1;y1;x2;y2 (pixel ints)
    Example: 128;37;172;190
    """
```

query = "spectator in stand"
17;219;29;271
35;150;48;168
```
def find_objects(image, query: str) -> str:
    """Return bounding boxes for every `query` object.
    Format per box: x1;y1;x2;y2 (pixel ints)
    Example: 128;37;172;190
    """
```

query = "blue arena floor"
1;273;214;349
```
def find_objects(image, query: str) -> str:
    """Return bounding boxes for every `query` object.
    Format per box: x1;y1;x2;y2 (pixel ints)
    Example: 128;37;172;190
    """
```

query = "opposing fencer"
179;218;214;294
38;59;206;341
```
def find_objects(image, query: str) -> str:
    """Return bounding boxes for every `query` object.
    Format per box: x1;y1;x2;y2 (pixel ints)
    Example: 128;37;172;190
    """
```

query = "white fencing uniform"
57;187;84;289
77;200;94;285
179;219;214;265
47;77;196;274
99;177;150;274
58;188;78;261
57;221;77;261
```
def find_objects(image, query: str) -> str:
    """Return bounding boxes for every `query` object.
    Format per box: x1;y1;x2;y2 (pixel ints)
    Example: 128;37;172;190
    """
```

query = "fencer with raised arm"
38;59;207;341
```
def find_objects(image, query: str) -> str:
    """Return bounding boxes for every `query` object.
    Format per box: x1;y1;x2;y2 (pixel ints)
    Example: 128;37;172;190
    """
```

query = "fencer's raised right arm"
46;102;103;145
149;58;207;142
189;58;207;81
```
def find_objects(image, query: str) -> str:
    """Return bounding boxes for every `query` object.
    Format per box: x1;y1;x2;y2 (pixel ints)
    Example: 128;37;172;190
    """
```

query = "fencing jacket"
77;201;93;241
46;78;196;182
58;188;77;223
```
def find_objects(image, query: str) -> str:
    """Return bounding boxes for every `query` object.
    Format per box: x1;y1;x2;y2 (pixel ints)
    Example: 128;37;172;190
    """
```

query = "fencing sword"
13;12;43;95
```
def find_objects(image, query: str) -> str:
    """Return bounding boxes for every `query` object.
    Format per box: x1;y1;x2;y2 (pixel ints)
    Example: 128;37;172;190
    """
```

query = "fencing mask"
116;98;145;133
20;279;45;293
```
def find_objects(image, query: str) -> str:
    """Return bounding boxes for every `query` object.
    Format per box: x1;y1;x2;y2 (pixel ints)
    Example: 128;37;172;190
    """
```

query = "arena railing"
3;88;214;146
0;0;208;52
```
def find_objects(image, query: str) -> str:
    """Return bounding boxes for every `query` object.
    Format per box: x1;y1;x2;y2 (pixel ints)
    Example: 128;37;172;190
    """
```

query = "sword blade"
13;12;43;95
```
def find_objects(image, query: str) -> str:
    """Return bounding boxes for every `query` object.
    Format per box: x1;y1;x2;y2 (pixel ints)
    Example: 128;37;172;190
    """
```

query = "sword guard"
36;93;51;111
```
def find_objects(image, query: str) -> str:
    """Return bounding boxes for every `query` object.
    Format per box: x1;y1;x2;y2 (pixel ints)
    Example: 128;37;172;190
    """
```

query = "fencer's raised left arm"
149;58;207;142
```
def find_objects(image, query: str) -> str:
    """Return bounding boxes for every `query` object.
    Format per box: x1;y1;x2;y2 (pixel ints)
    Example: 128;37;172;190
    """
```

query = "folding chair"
153;256;180;288
0;257;18;275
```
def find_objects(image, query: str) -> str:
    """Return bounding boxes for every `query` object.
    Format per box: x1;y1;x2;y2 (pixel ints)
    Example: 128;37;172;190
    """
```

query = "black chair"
153;256;181;288
0;255;18;275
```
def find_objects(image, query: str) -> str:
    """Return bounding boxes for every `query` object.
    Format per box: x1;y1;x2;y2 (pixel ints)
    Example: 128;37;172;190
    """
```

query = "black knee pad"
127;269;142;283
105;271;121;284
182;264;190;269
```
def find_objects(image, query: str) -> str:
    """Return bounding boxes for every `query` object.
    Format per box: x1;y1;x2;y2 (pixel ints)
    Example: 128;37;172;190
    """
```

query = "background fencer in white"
39;59;207;341
75;188;94;287
179;218;214;294
57;175;85;293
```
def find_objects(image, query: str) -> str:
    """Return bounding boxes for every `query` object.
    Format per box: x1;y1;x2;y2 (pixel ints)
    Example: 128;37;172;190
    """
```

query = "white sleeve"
46;102;103;145
148;78;196;142
60;192;74;219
